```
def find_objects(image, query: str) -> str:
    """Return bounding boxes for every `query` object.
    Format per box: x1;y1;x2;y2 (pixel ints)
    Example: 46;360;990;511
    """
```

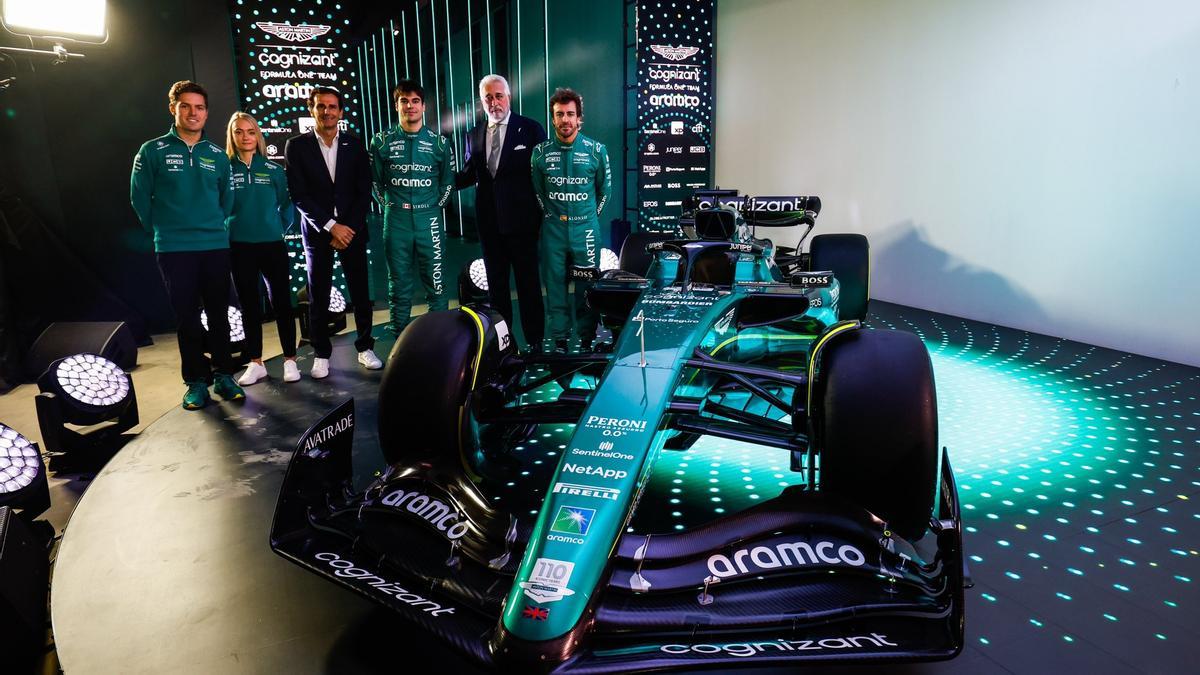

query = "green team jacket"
130;125;233;252
368;125;454;213
530;132;611;223
227;154;294;243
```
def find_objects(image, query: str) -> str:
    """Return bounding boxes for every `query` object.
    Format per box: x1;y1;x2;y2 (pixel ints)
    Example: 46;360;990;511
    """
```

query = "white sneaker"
237;362;268;386
357;349;383;370
310;357;330;379
283;360;301;382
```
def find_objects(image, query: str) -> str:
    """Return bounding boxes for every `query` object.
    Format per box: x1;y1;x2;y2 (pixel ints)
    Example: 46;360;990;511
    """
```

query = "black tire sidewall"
378;311;479;465
812;328;938;539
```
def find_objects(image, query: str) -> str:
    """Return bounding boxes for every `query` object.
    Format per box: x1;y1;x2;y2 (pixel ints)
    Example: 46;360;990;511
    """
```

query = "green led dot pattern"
868;300;1200;670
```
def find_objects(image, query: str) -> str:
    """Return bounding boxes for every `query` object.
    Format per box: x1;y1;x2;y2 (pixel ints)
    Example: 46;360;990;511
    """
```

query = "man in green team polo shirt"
130;80;246;409
531;87;612;353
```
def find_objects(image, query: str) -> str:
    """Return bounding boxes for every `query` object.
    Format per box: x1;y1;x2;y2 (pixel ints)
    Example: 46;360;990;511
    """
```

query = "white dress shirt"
316;131;339;230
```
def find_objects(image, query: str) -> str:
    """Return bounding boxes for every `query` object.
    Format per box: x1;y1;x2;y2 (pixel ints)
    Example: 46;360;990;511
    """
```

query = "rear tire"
810;328;937;539
810;234;869;321
618;231;675;276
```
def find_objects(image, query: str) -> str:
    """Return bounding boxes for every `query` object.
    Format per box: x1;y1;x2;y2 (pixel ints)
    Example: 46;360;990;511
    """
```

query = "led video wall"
229;0;360;303
229;0;361;159
636;0;715;232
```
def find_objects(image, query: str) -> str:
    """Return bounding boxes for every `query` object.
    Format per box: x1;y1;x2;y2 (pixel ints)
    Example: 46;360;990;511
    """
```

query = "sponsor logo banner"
571;446;636;461
562;463;627;481
520;558;577;603
293;398;355;479
658;633;899;658
637;0;715;232
231;4;359;161
313;552;456;616
707;539;866;579
552;482;621;501
791;272;833;288
551;505;595;536
378;485;470;541
695;195;819;213
583;415;649;437
256;22;331;42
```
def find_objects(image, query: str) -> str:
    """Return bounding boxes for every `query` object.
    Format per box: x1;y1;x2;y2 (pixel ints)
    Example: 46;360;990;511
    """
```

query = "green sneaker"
182;381;211;410
213;373;246;401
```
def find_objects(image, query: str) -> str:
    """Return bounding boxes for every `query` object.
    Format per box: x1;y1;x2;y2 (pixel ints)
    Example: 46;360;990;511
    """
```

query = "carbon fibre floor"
48;301;1200;674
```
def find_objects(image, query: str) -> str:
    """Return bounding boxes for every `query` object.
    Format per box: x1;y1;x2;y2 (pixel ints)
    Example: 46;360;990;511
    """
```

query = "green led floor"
476;298;1200;673
870;301;1200;673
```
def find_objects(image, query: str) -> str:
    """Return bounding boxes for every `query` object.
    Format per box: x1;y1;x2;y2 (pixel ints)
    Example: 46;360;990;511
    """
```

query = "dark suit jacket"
284;131;372;246
455;112;546;237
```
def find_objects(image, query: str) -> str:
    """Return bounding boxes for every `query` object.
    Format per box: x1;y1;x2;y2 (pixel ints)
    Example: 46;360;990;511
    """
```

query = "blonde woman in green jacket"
225;112;300;385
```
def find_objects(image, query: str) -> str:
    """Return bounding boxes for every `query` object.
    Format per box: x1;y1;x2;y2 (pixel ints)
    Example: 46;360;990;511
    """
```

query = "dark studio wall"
0;0;238;340
546;0;626;233
357;0;628;244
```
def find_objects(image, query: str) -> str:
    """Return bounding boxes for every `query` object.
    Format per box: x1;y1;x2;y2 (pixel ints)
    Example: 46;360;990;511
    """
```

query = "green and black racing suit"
531;132;611;343
369;125;455;334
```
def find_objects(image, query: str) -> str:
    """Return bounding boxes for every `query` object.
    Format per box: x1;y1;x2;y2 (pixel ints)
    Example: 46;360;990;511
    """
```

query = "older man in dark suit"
284;86;381;379
456;74;547;352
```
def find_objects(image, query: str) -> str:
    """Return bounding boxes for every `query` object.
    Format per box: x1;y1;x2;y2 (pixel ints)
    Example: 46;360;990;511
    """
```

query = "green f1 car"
271;190;966;671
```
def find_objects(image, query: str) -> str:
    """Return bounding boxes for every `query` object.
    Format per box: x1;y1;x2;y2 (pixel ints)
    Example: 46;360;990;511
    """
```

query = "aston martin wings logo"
650;44;700;61
255;22;331;43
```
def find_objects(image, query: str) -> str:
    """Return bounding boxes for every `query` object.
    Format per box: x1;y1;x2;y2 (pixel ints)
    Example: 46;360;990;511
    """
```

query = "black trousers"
231;240;296;360
156;249;236;383
304;236;375;358
479;227;544;347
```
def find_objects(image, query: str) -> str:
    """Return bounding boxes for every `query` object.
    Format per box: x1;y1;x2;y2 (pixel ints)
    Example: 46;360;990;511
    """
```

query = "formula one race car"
271;190;966;672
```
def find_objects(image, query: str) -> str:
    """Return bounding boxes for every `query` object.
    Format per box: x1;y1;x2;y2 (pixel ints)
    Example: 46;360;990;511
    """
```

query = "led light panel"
599;248;619;272
200;306;246;343
468;258;488;292
2;0;106;40
53;354;129;408
0;423;39;494
329;287;347;313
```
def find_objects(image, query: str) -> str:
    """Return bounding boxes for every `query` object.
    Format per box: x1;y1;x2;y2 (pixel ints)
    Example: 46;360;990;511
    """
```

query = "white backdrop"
715;0;1200;366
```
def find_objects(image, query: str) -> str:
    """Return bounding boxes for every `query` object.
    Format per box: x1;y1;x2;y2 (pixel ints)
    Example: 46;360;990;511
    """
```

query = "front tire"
618;231;675;276
377;308;511;469
809;328;938;539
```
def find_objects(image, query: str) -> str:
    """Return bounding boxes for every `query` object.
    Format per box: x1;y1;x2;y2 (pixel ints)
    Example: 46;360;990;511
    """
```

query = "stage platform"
50;301;1200;674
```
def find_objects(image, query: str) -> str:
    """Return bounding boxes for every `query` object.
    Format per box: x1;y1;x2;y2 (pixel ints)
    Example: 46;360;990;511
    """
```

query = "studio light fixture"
329;287;347;314
200;305;247;344
600;247;619;272
35;353;138;457
458;258;490;306
0;423;51;518
296;284;348;343
200;305;247;359
459;249;618;308
1;0;107;65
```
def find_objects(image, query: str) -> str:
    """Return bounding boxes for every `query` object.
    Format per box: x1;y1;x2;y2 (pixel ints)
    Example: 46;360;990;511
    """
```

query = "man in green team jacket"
130;80;246;409
368;79;454;336
531;87;611;353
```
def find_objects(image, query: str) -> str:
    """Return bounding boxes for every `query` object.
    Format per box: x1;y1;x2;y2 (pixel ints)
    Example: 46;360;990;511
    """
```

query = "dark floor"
44;300;1200;674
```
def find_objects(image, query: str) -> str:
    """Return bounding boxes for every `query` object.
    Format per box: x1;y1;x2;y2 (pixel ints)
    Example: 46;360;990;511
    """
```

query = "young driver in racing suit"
368;79;454;337
531;88;612;353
